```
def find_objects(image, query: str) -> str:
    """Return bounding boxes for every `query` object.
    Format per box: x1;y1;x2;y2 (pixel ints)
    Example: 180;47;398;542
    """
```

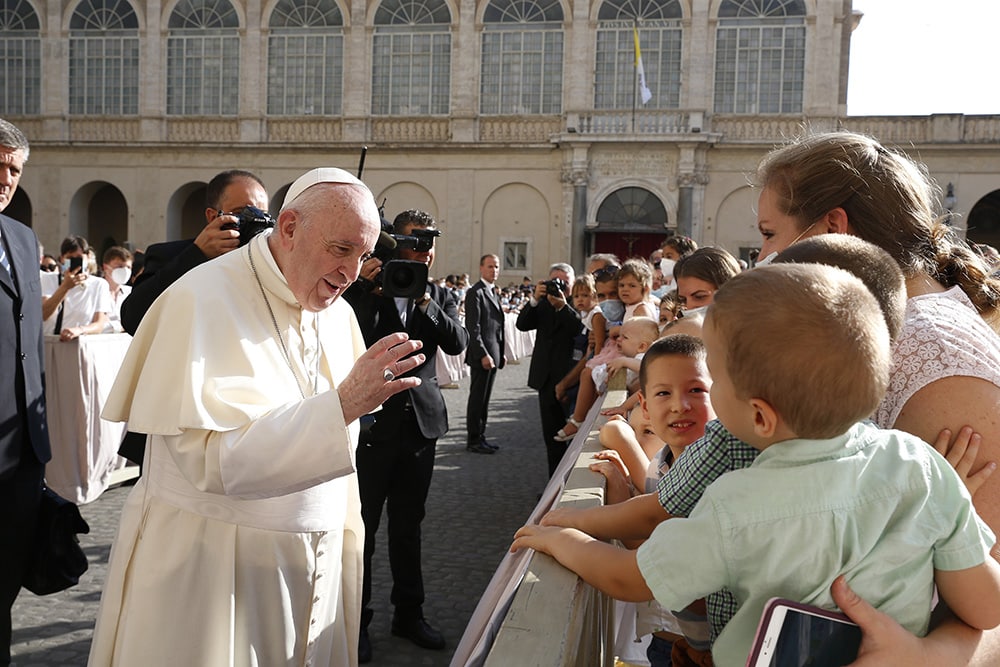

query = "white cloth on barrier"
43;332;131;503
504;311;534;362
436;312;534;386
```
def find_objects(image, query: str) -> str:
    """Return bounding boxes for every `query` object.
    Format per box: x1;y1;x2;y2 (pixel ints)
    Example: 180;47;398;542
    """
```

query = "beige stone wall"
10;0;1000;280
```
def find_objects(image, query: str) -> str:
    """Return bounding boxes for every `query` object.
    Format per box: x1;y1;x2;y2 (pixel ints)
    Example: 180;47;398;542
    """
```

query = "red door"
593;231;666;263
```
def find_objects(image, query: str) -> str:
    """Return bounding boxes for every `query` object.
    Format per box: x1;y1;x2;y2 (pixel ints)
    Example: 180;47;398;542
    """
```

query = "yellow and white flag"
633;26;652;105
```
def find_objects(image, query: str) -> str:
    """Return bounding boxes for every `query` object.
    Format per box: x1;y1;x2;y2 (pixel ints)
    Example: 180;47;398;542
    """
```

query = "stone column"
676;171;709;241
560;166;589;269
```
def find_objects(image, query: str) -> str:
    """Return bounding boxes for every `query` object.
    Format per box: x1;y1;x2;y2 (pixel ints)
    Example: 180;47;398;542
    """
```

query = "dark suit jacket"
345;282;469;440
0;215;50;477
463;280;505;369
120;239;207;336
516;297;581;392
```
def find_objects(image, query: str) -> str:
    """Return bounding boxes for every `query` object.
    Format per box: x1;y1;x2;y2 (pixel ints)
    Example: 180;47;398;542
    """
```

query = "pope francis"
89;168;425;667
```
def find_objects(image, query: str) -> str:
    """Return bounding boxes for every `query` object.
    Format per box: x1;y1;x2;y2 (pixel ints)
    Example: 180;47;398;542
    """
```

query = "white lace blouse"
874;286;1000;429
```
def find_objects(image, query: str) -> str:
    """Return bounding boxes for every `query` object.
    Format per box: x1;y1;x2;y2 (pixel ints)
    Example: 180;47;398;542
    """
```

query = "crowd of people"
5;112;1000;667
512;132;1000;667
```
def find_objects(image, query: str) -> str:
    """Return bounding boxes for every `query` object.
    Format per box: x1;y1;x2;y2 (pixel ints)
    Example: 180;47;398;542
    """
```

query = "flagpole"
632;21;638;134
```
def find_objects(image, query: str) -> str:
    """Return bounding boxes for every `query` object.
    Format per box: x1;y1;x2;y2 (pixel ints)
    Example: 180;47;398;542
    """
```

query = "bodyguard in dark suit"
117;170;268;466
344;210;468;663
515;263;582;477
464;253;505;454
0;119;50;666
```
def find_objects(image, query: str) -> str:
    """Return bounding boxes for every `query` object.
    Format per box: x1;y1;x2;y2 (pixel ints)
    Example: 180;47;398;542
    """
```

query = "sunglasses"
592;265;620;281
41;263;58;271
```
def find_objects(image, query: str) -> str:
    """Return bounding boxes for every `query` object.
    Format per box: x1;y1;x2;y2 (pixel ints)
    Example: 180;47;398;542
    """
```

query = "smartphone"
69;256;83;271
746;598;861;667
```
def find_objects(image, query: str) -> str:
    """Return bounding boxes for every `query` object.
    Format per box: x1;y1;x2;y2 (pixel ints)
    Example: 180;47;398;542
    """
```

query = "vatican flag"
633;26;652;105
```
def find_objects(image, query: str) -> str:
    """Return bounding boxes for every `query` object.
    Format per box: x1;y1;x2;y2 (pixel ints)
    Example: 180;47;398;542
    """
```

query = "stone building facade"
3;0;999;280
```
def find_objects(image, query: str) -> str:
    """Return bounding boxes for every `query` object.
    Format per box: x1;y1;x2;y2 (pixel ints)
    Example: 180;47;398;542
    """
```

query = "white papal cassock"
90;231;366;667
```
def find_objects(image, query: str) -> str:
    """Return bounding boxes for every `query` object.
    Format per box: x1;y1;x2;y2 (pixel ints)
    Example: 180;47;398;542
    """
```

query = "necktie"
0;229;10;274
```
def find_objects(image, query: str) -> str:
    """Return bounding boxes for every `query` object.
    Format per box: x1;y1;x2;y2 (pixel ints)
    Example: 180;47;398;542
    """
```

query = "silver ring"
382;367;395;382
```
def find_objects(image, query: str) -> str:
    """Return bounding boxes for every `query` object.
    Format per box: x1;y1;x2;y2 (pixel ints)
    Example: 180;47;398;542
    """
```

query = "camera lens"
388;264;417;291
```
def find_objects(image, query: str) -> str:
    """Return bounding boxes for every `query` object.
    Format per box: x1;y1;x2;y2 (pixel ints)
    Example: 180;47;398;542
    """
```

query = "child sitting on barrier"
513;263;1000;667
588;335;715;666
555;271;624;404
554;317;659;442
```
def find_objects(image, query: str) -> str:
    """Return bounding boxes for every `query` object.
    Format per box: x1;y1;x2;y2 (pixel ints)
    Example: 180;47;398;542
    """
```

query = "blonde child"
618;259;657;321
571;274;599;348
554;317;659;442
514;264;1000;667
555;273;614;402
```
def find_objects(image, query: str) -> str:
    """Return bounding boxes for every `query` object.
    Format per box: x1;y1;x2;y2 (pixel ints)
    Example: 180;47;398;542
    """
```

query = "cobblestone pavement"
11;356;549;666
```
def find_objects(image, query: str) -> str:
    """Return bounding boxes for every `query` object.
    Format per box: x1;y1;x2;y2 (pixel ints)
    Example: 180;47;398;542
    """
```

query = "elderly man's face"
278;185;380;312
0;145;25;213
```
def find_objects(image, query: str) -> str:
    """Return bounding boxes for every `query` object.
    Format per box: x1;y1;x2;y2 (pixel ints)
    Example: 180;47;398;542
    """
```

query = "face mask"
110;267;132;285
754;251;778;268
659;258;676;279
60;259;71;272
754;221;822;268
681;305;709;318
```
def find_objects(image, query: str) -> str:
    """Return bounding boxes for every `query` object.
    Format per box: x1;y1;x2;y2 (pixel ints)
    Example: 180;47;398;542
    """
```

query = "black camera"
220;206;276;247
544;277;568;297
394;227;439;253
371;224;441;299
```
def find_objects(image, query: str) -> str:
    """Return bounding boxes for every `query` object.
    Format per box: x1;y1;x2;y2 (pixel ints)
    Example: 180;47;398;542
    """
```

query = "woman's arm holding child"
511;525;654;602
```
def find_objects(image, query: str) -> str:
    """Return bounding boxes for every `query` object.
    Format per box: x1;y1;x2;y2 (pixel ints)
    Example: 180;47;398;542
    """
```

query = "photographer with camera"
119;170;269;336
343;209;468;663
116;170;271;469
516;263;583;477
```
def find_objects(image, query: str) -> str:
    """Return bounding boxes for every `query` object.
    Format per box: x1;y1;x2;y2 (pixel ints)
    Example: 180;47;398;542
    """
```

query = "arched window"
594;0;682;110
166;0;240;115
480;0;563;115
69;0;139;115
0;0;41;115
596;186;667;228
371;0;452;115
267;0;344;115
714;0;806;114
